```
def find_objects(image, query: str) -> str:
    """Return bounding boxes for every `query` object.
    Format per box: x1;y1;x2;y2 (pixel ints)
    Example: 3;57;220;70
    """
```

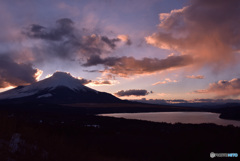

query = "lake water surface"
99;112;240;127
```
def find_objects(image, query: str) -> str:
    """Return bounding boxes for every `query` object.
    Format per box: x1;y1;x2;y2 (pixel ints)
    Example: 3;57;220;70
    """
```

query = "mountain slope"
0;72;122;104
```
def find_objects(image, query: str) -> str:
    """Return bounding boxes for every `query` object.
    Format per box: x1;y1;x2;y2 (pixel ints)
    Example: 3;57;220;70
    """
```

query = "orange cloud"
157;93;169;97
194;78;240;98
152;78;177;85
87;80;118;86
186;75;204;79
146;0;240;70
117;34;132;45
83;55;193;77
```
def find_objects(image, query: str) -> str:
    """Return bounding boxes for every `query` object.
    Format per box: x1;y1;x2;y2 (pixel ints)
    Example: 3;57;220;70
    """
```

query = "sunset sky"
1;0;240;102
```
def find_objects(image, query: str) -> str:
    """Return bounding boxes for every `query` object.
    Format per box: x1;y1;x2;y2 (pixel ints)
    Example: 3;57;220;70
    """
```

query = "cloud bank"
146;0;240;69
195;78;240;98
0;55;41;88
23;18;131;62
24;18;75;41
83;55;193;77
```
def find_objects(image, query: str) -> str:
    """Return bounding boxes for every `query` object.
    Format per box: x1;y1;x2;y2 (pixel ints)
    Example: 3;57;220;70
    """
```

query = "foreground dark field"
0;104;240;161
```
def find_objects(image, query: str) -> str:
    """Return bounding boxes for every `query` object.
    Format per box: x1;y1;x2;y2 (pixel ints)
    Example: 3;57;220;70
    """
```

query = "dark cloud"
78;77;113;86
134;98;190;105
83;69;101;73
134;98;240;105
78;78;92;85
192;98;240;104
194;78;240;98
126;39;132;46
101;36;120;49
30;24;45;33
146;0;240;69
23;18;131;62
114;89;152;97
24;18;74;41
76;34;121;54
83;55;193;77
136;98;168;104
0;54;40;88
82;55;119;67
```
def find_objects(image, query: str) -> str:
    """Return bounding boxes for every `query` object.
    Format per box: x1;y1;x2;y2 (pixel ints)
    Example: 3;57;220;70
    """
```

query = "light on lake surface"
99;112;240;127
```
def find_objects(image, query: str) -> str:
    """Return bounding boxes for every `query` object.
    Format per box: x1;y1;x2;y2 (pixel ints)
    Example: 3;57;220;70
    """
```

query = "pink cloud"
84;55;193;77
194;78;240;97
152;78;177;85
146;0;240;70
186;75;204;79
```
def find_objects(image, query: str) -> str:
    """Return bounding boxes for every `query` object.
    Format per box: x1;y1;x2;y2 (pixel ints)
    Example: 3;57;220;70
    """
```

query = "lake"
99;112;240;127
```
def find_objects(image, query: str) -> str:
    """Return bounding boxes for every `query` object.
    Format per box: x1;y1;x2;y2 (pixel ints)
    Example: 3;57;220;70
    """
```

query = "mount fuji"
0;72;123;104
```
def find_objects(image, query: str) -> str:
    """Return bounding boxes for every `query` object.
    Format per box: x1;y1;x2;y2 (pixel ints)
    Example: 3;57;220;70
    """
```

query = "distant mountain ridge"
0;72;122;104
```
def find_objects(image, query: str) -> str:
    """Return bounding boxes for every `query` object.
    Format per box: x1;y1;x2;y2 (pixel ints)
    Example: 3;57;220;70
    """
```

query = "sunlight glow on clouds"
194;78;240;98
146;0;240;70
117;35;132;45
157;93;169;97
87;80;119;86
186;75;204;79
0;55;40;88
152;78;177;85
83;55;193;77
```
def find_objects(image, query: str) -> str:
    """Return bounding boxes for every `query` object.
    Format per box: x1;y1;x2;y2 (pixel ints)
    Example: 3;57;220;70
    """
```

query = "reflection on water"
99;112;240;127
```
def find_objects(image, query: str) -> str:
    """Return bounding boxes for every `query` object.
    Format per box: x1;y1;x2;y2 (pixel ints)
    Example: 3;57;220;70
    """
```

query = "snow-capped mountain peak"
0;72;96;100
30;72;89;91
